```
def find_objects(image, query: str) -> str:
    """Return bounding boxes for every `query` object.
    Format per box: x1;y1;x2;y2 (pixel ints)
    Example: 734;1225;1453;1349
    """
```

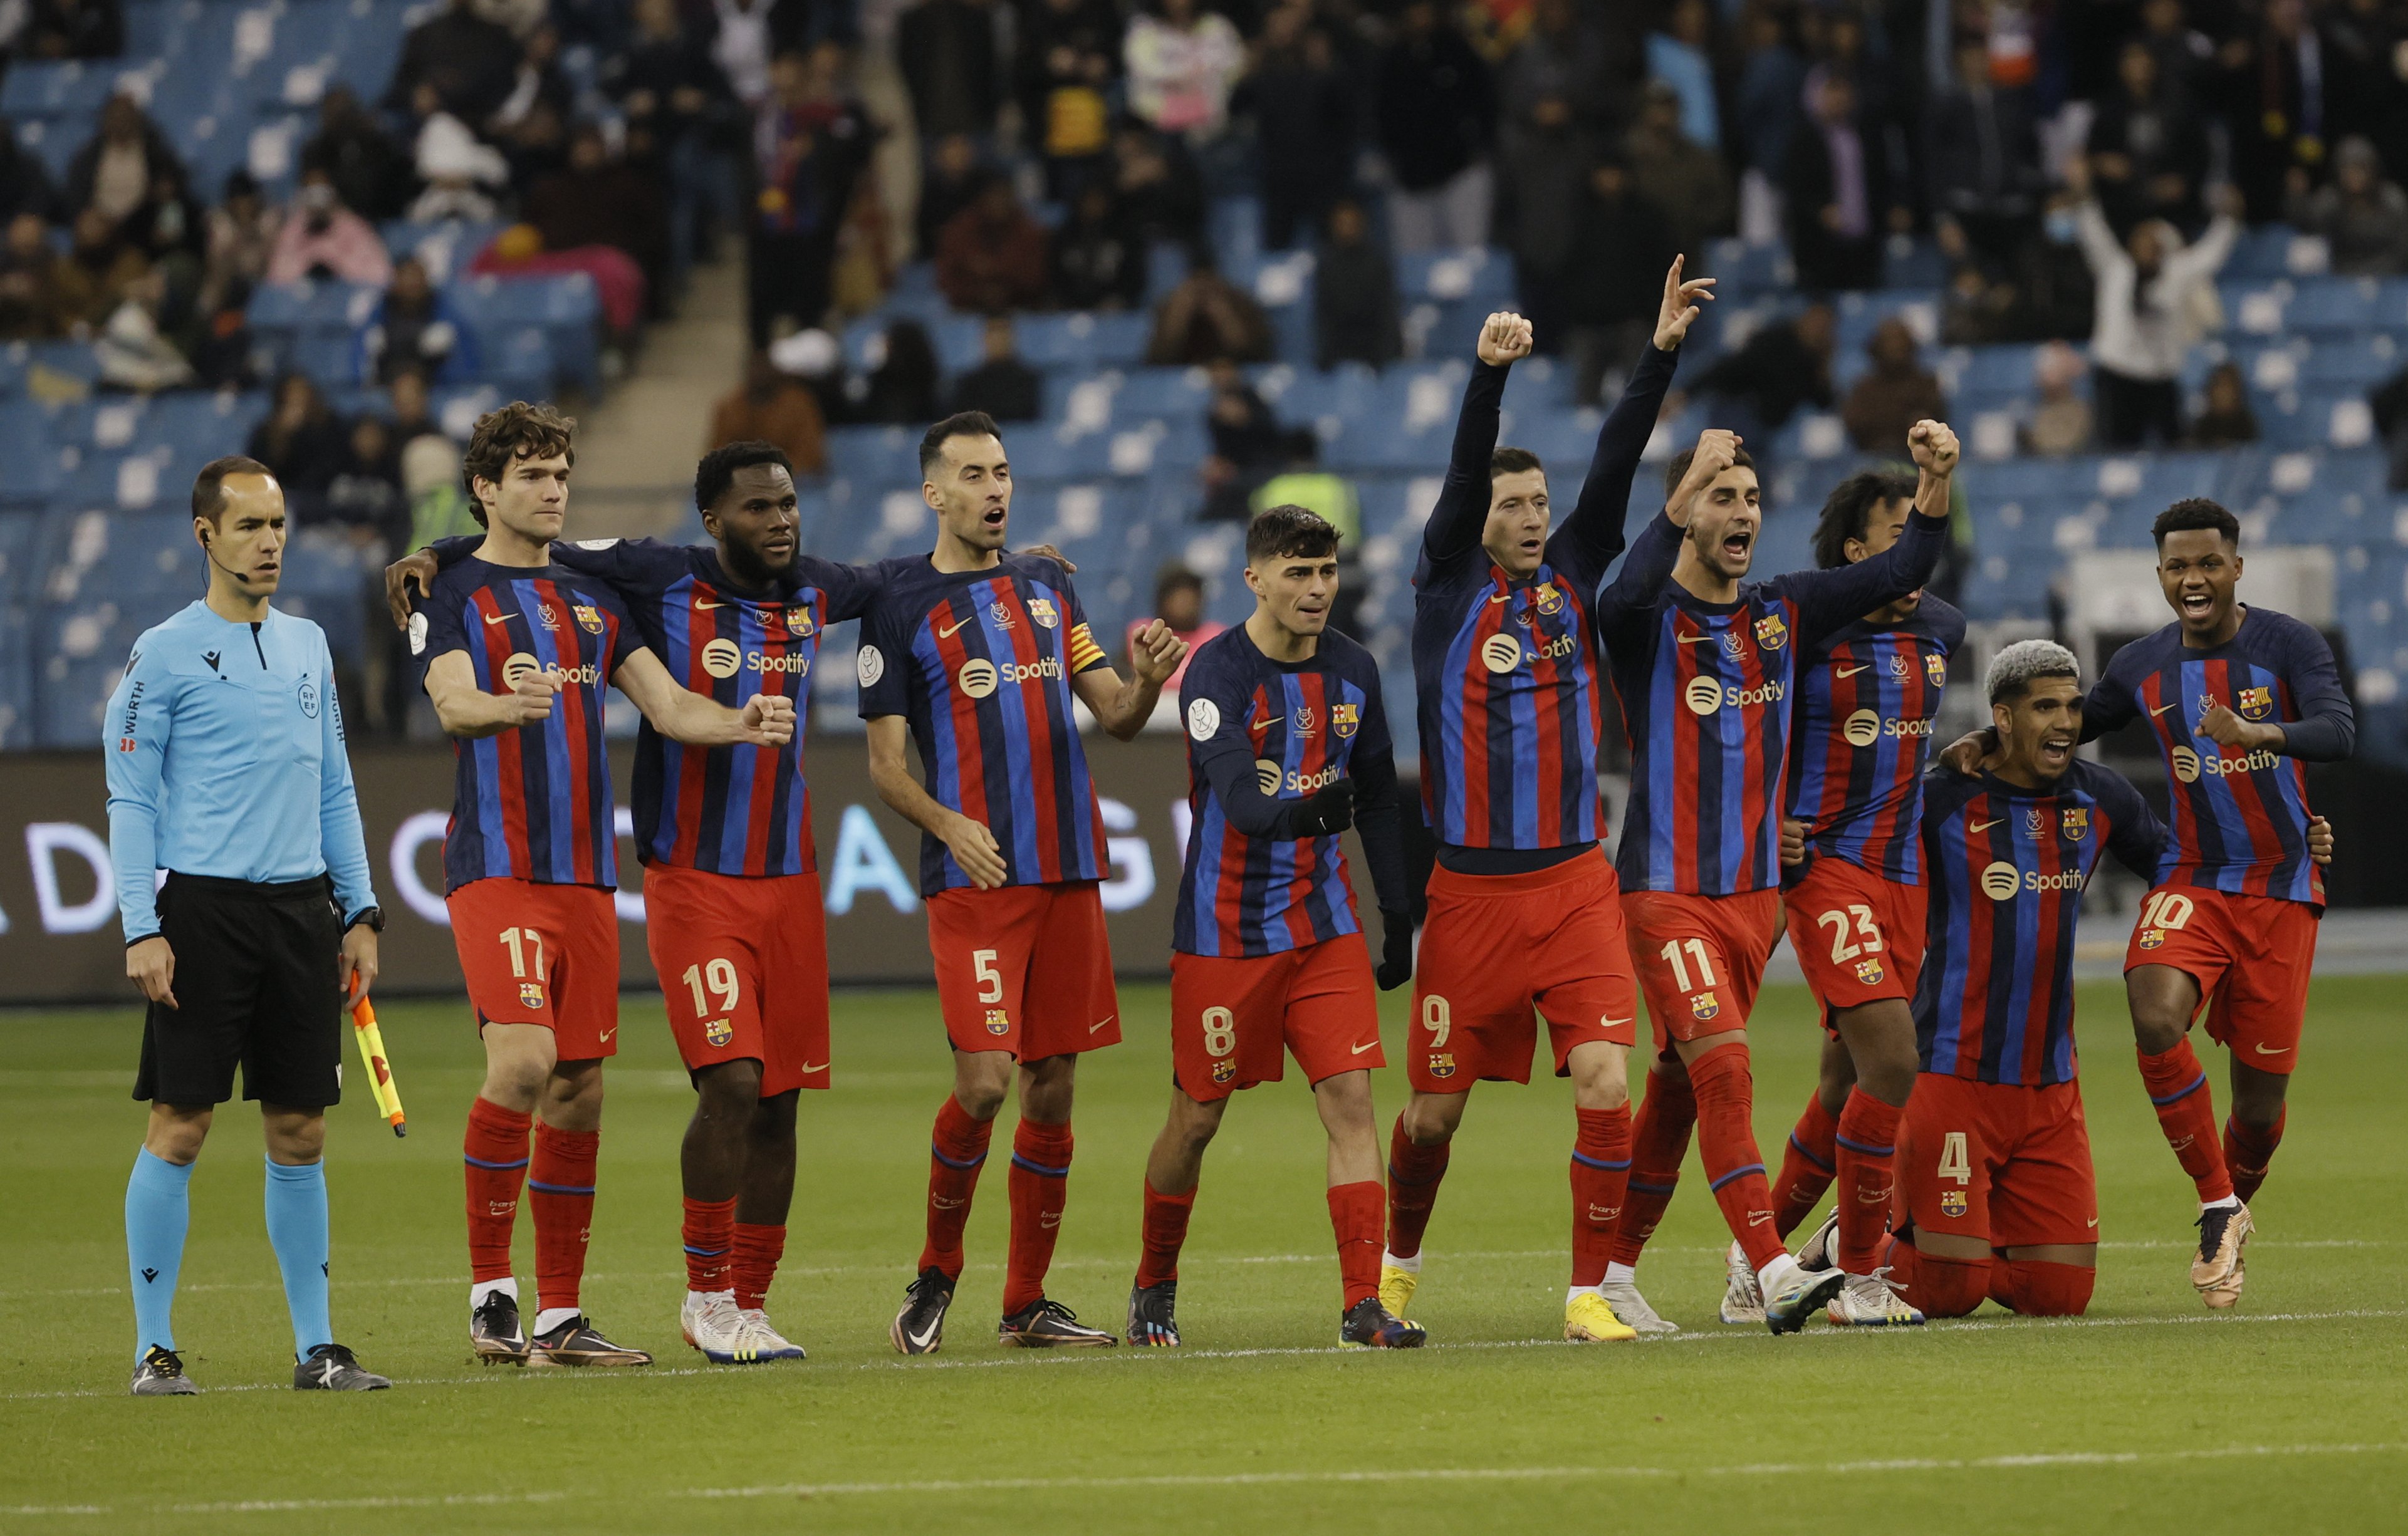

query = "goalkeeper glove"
1375;908;1415;990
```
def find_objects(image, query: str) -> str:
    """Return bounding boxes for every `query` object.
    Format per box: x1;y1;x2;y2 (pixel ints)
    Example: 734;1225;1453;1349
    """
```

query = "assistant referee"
104;456;391;1394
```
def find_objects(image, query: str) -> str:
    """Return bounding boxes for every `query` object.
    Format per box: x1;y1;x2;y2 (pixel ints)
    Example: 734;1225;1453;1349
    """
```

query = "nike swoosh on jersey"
1676;632;1721;644
694;599;729;610
936;616;974;638
1834;663;1872;678
1968;817;2004;833
483;612;513;625
2150;701;2182;717
1488;593;1511;605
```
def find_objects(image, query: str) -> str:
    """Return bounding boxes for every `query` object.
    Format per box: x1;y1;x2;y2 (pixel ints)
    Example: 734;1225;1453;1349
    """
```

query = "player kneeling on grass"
1859;641;2331;1317
107;457;389;1394
1130;506;1421;1349
415;405;794;1367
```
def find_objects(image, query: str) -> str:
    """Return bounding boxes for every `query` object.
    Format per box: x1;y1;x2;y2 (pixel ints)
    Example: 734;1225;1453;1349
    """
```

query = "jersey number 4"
1815;905;1886;963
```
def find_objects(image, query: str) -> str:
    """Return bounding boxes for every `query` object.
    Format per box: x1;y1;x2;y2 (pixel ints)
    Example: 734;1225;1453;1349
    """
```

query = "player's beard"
724;534;798;590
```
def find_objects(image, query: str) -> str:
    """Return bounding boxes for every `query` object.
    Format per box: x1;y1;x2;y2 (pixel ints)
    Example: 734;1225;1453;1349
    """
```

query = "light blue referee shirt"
103;601;376;943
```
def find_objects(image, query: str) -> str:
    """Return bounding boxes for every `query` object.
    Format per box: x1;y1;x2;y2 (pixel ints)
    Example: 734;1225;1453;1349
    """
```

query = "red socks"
528;1122;599;1317
1833;1088;1902;1275
682;1196;736;1294
731;1222;784;1312
1003;1119;1074;1315
1384;1119;1450;1260
1878;1232;1989;1319
1611;1064;1697;1267
1135;1181;1197;1289
2225;1108;2286;1203
462;1097;531;1283
1687;1042;1782;1270
1771;1092;1840;1238
919;1096;993;1279
1569;1105;1632;1287
2137;1040;2234;1202
1328;1181;1383;1307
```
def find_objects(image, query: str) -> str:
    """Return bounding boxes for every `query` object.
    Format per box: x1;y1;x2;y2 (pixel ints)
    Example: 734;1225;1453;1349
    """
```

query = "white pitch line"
5;1306;2399;1403
3;1441;2398;1518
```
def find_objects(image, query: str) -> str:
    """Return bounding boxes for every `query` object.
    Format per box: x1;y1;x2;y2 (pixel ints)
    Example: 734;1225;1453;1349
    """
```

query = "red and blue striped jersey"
413;558;640;893
526;538;882;877
1600;507;1951;895
2085;608;2353;909
1916;762;2162;1086
856;553;1112;895
1783;597;1965;888
1174;625;1399;957
1410;346;1676;853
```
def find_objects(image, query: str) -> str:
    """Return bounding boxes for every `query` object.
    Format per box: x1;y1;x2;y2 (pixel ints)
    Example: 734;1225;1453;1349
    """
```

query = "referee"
104;457;390;1394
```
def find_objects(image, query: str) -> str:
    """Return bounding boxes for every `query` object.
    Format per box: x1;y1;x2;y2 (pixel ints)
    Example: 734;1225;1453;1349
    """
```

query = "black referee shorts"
133;873;344;1110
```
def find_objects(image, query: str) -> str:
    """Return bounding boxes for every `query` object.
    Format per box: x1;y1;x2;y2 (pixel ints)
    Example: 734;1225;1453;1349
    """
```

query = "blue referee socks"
125;1148;193;1362
264;1157;333;1360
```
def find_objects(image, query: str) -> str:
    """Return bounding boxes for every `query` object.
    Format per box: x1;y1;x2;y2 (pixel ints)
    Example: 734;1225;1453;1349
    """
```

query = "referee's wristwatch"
345;905;386;934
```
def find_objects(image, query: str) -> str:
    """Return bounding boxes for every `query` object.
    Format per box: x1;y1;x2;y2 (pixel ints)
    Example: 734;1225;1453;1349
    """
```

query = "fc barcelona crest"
1925;652;1948;687
788;606;816;637
2236;685;2273;720
985;1008;1011;1035
1691;991;1720;1022
1427;1053;1457;1079
1533;583;1565;616
518;982;545;1009
1026;596;1059;629
572;603;604;635
2061;807;2090;841
1941;1189;1969;1218
1212;1060;1237;1084
705;1018;734;1047
1331;702;1360;739
2139;928;2167;950
1853;957;1884;985
1753;612;1789;650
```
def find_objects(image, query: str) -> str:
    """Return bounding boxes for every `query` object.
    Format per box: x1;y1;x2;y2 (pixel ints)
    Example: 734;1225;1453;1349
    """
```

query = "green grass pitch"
1;977;2402;1532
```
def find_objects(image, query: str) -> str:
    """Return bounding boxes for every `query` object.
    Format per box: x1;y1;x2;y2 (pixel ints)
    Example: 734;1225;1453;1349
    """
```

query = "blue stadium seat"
0;508;41;604
2299;334;2404;390
823;425;927;487
1014;311;1150;368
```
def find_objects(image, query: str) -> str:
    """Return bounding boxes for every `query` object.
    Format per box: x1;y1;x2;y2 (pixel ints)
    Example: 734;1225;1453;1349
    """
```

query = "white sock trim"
1758;1253;1800;1294
533;1307;580;1336
1383;1250;1422;1274
686;1288;735;1304
470;1277;518;1307
1603;1261;1637;1285
1566;1284;1604;1304
2202;1194;2241;1211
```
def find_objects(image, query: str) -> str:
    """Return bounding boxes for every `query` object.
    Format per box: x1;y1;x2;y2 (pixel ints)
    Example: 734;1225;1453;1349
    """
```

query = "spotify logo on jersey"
1481;634;1522;673
1843;708;1882;747
1255;759;1282;794
503;653;542;688
2170;745;2201;782
701;638;743;679
1980;861;2022;901
957;658;999;698
1684;676;1724;715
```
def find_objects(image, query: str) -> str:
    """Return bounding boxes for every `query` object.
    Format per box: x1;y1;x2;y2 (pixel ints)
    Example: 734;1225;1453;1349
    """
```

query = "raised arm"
611;646;795;748
1422;312;1530;566
1071;617;1186;740
1557;259;1712;568
867;713;1006;890
1595;427;1744;639
1786;420;1958;645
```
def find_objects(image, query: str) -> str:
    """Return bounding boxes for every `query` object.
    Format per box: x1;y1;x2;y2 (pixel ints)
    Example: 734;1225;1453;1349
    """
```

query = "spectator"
2375;360;2408;490
1842;316;1946;453
748;44;874;347
934;172;1049;313
1146;255;1271;365
1050;181;1147;311
1785;71;1885;293
2189;360;2261;447
1500;87;1595;351
2221;0;2337;222
1123;0;1244;144
1625;79;1731;259
51;205;147;330
1199;356;1301;519
65;93;182;236
267;169;394;286
0;118;59;224
1312;197;1400;369
855;318;941;425
16;0;123;59
2137;0;2214;113
526;124;670;314
1244;7;1358;251
2017;189;2099;342
916;132;986;260
324;415;407;546
709;350;829;472
1929;39;2046;261
2087;41;2209;237
487;22;575;144
2286;137;2408;277
613;0;739;293
2328;0;2408;195
694;0;806;116
93;271;192;391
947;315;1042;422
0;212;71;338
404;432;483;550
767;324;849;425
898;0;1003;143
1936;219;2021;347
387;366;443;452
1113;122;1206;254
301;87;410;225
1503;0;1622;133
1683;300;1836;432
1374;0;1497;252
359;255;479;384
407;113;509;222
2072;162;2240;447
247;373;350;507
1733;5;1808;193
2022;340;2095;456
1132;565;1221;701
1016;0;1122;198
1645;0;1717;153
386;0;522;125
1561;158;1676;405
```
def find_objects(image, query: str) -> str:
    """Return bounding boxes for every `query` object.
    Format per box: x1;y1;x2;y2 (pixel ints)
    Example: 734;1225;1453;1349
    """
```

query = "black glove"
1375;908;1414;990
1286;778;1355;838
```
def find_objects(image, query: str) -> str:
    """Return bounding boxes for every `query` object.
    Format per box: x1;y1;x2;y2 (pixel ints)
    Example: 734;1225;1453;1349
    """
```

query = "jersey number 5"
1815;905;1885;964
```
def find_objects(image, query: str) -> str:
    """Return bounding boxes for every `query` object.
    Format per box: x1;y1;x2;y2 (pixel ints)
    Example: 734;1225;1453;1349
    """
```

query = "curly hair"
462;401;577;526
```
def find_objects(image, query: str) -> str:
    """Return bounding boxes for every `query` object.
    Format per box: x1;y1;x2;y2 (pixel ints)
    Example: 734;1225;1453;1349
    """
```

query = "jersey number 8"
1201;1006;1237;1058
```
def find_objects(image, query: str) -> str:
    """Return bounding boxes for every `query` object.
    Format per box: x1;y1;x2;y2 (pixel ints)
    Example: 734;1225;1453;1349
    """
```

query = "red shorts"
927;881;1121;1060
1169;932;1382;1103
447;878;622;1060
1898;1071;2097;1249
1409;851;1637;1094
1784;859;1927;1030
2124;886;2319;1076
644;864;830;1096
1623;887;1785;1049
